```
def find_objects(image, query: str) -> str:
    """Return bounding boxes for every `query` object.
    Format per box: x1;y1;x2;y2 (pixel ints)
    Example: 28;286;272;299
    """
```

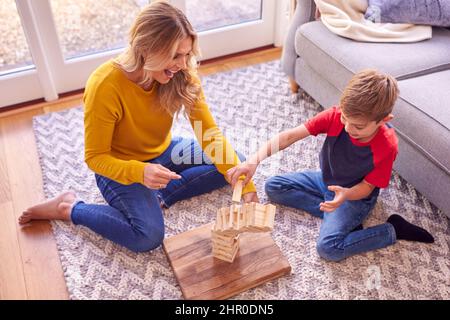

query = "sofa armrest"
281;0;316;79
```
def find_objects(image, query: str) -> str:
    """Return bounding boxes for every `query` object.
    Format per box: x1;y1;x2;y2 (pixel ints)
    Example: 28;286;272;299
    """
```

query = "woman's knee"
128;224;165;253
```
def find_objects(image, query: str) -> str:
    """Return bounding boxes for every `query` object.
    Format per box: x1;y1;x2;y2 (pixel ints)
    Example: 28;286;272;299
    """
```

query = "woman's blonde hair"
114;1;200;115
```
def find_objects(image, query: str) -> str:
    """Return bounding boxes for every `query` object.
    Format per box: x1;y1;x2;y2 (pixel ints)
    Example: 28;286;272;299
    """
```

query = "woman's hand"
319;185;348;212
242;192;259;203
143;163;181;190
226;162;258;188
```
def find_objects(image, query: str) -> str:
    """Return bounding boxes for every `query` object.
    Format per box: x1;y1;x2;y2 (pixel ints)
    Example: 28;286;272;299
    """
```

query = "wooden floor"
0;47;281;300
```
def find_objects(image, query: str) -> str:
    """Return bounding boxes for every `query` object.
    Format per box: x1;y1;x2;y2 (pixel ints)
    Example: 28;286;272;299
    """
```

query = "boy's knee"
316;238;344;262
265;176;285;198
129;225;165;253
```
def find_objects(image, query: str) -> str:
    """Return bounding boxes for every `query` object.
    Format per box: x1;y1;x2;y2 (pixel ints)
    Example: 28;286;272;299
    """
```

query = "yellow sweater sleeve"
83;81;146;185
188;86;256;194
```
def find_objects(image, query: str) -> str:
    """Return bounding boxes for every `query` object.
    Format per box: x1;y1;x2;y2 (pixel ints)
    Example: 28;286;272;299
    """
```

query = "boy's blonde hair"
340;69;399;122
114;1;200;115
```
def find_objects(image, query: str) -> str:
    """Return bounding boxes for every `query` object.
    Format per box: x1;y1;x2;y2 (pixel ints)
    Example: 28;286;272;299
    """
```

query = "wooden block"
235;209;240;231
221;207;228;231
211;231;234;242
245;225;270;233
264;204;276;229
216;207;230;231
254;203;266;211
214;229;240;237
212;243;237;253
232;179;243;203
212;234;240;263
246;203;255;226
211;231;234;248
211;232;238;247
214;203;276;235
214;209;222;231
163;223;291;300
253;210;266;228
212;238;239;251
212;246;238;259
211;237;234;249
242;203;249;227
212;248;239;263
231;204;239;229
241;203;248;228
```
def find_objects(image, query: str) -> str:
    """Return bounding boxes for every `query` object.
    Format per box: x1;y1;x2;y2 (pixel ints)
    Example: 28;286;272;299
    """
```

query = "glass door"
1;0;147;107
0;0;50;107
173;0;276;59
37;0;145;95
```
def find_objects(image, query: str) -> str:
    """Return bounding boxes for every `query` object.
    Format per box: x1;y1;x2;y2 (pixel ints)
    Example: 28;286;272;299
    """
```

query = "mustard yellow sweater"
83;60;255;194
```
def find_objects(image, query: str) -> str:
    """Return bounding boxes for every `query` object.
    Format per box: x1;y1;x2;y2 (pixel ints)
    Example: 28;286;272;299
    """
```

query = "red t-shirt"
305;106;398;188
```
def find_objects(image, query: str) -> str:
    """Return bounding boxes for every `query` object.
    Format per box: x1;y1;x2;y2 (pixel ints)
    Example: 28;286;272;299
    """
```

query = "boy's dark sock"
387;214;434;243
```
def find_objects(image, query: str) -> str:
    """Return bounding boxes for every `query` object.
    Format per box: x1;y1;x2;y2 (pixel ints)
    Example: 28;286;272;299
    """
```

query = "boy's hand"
242;191;259;203
320;185;348;212
226;162;258;188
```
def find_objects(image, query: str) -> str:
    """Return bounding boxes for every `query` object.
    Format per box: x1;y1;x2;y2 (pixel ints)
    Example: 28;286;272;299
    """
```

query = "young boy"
227;69;434;262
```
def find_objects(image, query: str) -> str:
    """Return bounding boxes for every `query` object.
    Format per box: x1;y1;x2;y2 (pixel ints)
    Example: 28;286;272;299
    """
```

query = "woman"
19;2;257;252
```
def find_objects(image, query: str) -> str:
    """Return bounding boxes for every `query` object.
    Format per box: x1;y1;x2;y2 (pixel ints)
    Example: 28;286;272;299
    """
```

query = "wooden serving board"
163;223;291;300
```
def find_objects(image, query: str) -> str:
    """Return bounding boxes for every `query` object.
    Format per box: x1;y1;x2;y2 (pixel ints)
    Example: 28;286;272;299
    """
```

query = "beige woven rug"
33;61;450;299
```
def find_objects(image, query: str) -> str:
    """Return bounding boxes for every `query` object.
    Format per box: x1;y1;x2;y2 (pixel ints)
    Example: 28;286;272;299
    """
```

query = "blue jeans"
265;170;396;262
71;137;238;252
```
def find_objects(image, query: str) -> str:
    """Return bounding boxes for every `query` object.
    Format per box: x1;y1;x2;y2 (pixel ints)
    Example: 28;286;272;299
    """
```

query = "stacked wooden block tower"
211;180;276;262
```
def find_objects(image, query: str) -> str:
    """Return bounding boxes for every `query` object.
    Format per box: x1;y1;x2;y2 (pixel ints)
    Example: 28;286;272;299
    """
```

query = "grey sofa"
282;0;450;218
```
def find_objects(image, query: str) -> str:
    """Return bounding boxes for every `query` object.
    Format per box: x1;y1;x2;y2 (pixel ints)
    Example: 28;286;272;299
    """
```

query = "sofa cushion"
394;70;450;173
295;21;450;91
365;0;450;27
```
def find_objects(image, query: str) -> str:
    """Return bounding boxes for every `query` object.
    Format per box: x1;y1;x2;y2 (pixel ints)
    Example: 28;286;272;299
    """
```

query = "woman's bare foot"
18;191;77;225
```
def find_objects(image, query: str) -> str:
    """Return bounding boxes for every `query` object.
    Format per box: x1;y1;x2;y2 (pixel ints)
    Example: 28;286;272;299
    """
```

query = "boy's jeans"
71;137;237;252
265;170;396;261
